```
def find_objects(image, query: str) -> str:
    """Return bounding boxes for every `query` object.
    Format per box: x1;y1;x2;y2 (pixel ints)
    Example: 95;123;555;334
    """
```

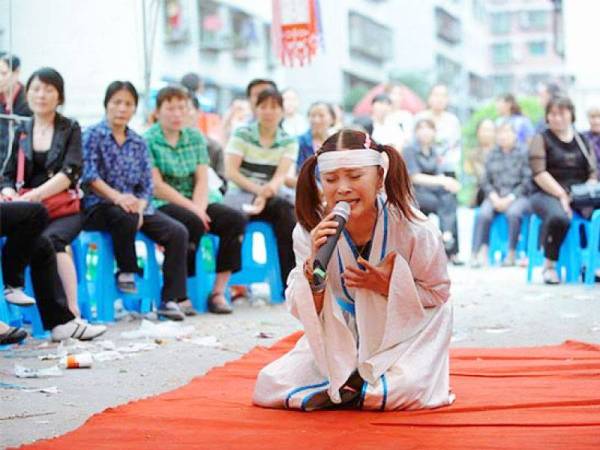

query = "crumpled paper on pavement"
14;364;62;378
120;320;194;340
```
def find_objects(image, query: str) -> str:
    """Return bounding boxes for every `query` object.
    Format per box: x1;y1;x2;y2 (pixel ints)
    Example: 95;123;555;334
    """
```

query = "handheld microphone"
312;201;351;290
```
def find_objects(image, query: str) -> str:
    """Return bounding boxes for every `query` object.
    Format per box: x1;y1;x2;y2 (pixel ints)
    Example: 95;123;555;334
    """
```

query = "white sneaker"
51;319;107;342
4;286;36;306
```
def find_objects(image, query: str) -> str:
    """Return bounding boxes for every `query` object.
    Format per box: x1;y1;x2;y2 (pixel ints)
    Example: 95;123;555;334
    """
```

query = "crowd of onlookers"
0;50;599;346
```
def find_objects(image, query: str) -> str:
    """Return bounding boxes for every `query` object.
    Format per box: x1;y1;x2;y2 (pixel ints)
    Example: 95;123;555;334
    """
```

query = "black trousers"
252;196;296;288
414;186;459;256
83;204;189;302
529;191;571;262
0;202;74;329
159;203;246;276
43;213;82;253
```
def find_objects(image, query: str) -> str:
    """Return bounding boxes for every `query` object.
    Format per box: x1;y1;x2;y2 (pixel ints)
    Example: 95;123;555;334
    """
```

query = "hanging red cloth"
272;0;322;67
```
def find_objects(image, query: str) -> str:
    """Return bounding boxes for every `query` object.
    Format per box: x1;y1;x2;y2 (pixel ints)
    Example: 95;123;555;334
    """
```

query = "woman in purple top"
583;107;600;163
82;81;191;321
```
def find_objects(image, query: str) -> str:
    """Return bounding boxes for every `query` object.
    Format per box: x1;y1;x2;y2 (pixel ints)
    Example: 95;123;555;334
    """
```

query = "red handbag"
16;134;81;220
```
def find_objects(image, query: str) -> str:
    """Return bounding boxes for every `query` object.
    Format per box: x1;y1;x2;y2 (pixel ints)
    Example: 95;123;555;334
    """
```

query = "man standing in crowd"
0;53;31;170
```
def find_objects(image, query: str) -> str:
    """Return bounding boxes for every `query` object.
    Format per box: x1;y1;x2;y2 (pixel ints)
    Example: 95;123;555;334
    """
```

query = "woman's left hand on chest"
342;252;397;298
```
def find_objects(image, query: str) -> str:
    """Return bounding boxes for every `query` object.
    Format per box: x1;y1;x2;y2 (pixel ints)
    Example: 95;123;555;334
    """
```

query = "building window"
468;72;489;100
435;54;461;88
348;12;393;64
491;43;512;65
435;7;462;45
198;0;227;50
492;75;514;95
490;12;511;34
164;0;190;43
230;8;260;61
520;10;549;31
528;41;547;56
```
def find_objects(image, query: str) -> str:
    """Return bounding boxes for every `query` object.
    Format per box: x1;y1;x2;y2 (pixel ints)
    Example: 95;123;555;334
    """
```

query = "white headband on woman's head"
317;149;384;173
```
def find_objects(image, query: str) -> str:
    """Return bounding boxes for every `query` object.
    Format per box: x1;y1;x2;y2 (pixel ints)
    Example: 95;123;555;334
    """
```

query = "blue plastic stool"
487;213;530;265
187;234;218;313
229;221;284;303
527;213;589;283
80;231;161;323
584;209;600;286
0;239;47;338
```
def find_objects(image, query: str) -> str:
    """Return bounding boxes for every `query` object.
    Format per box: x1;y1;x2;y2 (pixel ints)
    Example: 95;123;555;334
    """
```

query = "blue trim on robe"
300;390;321;411
380;198;388;260
336;297;356;316
285;381;329;409
380;374;388;411
336;251;356;304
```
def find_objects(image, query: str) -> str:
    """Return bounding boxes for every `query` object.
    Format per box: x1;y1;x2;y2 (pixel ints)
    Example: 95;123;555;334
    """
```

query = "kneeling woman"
253;129;454;411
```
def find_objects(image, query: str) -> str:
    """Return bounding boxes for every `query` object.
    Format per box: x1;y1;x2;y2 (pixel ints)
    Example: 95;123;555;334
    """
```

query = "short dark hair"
255;88;283;108
0;52;21;71
103;81;139;108
371;94;392;105
542;81;562;98
246;78;277;98
26;67;65;105
546;95;576;123
181;72;202;93
498;93;522;115
155;85;189;109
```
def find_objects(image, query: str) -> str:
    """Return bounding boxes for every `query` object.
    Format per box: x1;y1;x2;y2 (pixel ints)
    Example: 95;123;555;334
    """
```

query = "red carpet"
19;333;600;450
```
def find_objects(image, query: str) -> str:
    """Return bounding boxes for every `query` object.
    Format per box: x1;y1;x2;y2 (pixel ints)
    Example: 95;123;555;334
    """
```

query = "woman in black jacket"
529;96;598;284
1;68;85;318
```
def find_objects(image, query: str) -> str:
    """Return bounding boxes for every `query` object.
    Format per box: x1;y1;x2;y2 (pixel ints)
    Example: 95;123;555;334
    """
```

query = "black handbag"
570;182;600;208
569;133;600;208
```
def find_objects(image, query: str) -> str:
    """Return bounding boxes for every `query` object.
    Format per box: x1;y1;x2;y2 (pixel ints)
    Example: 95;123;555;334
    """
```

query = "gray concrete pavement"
1;266;599;448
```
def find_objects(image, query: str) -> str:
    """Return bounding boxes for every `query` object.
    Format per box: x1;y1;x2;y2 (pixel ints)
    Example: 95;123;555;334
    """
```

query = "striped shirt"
225;122;298;190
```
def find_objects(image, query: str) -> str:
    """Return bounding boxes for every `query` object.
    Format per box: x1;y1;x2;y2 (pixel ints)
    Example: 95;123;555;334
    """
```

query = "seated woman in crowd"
82;81;191;321
496;94;535;147
1;67;84;318
529;96;598;284
224;88;298;294
403;119;462;264
296;101;336;173
146;86;246;314
254;129;454;411
467;118;496;206
470;123;531;267
0;201;105;341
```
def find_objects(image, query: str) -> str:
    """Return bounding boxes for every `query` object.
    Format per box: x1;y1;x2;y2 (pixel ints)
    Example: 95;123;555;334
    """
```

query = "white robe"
253;198;455;411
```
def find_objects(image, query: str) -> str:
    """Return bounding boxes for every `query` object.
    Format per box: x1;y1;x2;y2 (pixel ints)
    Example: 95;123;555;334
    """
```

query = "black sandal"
0;326;28;345
208;292;233;314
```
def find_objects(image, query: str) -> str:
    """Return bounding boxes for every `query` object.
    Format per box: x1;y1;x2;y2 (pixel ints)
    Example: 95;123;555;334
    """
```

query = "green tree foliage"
388;70;430;100
343;86;369;112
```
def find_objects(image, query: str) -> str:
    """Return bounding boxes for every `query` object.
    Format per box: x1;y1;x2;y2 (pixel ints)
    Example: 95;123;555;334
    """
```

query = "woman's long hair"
295;128;417;231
